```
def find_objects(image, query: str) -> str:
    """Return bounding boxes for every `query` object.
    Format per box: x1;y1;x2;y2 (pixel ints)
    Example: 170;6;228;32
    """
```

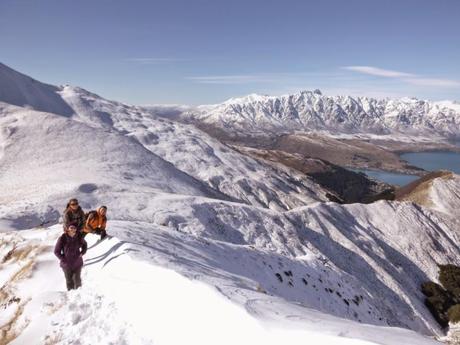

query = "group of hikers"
54;198;108;291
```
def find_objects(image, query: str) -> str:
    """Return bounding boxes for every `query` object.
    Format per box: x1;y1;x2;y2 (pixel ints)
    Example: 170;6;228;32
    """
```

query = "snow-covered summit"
181;90;460;138
0;62;74;116
222;93;272;105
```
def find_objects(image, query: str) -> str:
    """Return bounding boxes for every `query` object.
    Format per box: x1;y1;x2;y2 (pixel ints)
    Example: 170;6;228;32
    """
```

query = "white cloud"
344;65;460;88
343;66;415;78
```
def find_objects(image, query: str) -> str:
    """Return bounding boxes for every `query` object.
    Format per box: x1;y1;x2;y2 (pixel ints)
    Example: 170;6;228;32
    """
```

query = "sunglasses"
70;203;78;206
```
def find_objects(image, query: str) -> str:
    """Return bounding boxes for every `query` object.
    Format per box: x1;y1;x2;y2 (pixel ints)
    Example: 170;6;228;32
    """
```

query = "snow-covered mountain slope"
2;171;460;343
0;63;331;211
177;90;460;139
0;102;231;230
396;171;460;217
1;226;441;345
434;100;460;114
106;188;460;336
1;62;460;344
0;63;74;116
57;85;331;210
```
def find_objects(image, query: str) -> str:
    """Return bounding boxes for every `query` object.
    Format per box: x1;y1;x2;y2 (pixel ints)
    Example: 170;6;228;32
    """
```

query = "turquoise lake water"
355;151;460;186
353;170;419;186
401;151;460;175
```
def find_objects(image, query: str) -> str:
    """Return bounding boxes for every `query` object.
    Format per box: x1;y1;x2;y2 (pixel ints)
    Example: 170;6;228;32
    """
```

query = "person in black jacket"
54;225;87;290
62;198;85;233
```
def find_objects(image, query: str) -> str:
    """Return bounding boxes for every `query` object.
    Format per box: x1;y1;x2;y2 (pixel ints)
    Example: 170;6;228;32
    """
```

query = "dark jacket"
63;207;86;231
54;233;87;270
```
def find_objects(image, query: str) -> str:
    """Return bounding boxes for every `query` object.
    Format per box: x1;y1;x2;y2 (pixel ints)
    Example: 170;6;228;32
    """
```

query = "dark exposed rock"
425;294;452;328
275;273;283;283
421;265;460;328
421;281;448;298
448;305;460;324
439;264;460;303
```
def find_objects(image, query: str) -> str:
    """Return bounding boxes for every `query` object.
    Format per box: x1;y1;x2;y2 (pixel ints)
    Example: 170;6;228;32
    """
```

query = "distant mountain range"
173;90;460;139
2;61;459;139
2;61;460;343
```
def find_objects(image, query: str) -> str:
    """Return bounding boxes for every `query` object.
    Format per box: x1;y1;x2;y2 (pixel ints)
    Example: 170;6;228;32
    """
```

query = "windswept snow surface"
0;63;74;116
57;85;330;210
2;187;459;344
1;62;459;344
0;62;332;212
0;102;229;230
1;226;442;345
428;174;460;215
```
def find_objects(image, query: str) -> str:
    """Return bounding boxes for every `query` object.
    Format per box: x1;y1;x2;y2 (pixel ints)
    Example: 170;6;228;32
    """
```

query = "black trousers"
63;267;82;291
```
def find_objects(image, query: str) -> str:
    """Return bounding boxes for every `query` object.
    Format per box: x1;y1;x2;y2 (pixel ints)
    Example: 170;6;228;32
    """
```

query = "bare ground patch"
395;171;454;207
0;234;51;344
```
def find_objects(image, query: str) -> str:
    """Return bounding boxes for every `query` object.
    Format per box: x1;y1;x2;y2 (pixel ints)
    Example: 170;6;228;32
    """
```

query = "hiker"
83;206;108;240
54;224;87;291
63;198;85;233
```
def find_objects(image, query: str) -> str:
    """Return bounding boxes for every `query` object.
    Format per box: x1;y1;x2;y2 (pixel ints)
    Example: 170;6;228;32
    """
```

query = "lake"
356;151;460;186
353;169;419;186
401;151;460;175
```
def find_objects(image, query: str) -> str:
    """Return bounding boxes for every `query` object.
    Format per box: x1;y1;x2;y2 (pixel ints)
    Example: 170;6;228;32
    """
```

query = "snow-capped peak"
222;93;272;105
0;62;75;116
184;89;460;138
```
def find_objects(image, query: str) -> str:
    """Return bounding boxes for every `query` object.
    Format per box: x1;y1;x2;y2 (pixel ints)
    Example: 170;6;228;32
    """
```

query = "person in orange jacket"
83;206;108;240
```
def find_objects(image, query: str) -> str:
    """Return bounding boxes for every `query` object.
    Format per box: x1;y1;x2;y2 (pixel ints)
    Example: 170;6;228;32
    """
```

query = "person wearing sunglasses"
54;224;87;290
63;198;86;233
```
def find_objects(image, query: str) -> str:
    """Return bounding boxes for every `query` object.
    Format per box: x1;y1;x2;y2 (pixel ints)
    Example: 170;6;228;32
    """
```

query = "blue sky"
1;0;459;104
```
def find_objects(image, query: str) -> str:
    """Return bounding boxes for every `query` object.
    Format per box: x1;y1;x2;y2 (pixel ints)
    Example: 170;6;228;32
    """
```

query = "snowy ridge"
426;173;460;216
56;85;332;210
180;90;460;138
0;62;332;212
1;226;442;345
0;63;74;116
1;62;459;344
130;192;460;335
0;102;229;230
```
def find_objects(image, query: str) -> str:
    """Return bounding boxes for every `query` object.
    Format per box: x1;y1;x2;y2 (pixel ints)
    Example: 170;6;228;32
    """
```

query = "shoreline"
342;138;460;176
351;148;460;179
392;146;460;155
188;122;459;179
